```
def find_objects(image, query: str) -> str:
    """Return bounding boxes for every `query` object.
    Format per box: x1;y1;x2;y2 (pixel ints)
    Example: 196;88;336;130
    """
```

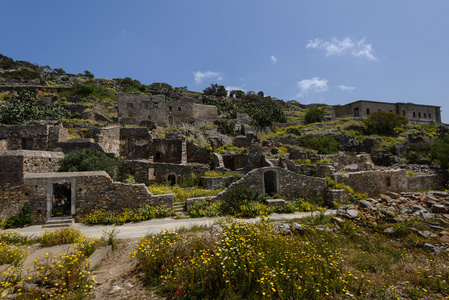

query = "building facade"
334;100;441;124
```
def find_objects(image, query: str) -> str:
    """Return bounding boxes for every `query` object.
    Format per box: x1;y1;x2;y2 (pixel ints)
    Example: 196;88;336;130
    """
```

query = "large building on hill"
118;93;218;127
334;100;441;124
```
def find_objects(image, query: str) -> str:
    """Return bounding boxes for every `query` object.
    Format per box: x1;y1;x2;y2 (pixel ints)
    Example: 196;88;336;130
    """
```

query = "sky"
1;0;448;123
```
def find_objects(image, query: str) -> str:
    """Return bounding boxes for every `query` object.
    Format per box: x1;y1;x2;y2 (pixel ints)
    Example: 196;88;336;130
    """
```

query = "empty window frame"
366;108;370;115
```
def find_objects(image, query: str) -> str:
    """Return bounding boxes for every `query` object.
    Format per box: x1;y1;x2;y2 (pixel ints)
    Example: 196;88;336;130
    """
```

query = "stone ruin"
0;120;448;225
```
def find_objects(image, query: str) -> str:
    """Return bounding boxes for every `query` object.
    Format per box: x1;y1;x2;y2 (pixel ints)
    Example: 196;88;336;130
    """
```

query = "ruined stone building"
334;100;441;124
118;93;218;127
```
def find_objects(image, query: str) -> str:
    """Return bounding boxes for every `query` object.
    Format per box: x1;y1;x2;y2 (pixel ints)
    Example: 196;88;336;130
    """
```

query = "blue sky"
2;1;448;122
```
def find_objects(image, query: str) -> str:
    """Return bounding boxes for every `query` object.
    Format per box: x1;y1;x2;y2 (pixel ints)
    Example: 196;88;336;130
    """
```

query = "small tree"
58;149;123;180
203;84;227;97
363;111;408;135
304;107;325;124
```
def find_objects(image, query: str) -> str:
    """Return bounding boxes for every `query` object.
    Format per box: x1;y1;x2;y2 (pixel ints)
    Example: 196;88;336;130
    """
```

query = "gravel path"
12;210;336;239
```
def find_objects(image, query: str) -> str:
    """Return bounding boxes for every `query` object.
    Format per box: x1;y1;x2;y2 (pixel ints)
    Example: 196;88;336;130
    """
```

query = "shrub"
304;107;325;124
1;205;32;229
430;134;449;170
39;227;85;247
58;149;123;180
187;199;225;218
0;91;70;125
134;219;349;299
221;185;261;213
363;111;408;135
300;135;339;154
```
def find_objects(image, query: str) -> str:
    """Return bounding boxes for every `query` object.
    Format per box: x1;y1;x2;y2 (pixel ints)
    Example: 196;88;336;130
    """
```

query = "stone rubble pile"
335;191;449;253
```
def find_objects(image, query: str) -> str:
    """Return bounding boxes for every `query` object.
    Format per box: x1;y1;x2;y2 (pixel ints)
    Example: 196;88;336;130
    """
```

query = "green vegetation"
148;184;222;203
80;204;174;225
57;149;123;180
300;134;339;154
203;83;227;97
304;107;325;124
363;110;408;135
430;134;449;170
0;91;70;124
0;205;32;229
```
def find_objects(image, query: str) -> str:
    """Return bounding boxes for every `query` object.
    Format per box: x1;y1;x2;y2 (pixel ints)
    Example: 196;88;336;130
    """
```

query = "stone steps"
173;202;186;213
42;217;74;228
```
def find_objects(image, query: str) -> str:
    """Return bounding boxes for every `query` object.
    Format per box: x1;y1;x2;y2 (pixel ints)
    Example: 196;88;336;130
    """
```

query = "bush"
1;205;32;229
221;185;261;213
187;199;225;218
300;135;339;154
0;91;70;125
363;111;408;135
58;149;123;180
430;134;449;170
304;107;325;124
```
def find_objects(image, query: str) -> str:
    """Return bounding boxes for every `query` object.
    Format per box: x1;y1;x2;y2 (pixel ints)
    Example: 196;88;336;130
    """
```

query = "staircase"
42;217;74;228
173;202;186;214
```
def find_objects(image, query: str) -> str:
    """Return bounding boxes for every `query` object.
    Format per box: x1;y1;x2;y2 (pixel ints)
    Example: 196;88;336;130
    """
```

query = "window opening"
354;107;359;117
22;138;33;150
167;174;176;186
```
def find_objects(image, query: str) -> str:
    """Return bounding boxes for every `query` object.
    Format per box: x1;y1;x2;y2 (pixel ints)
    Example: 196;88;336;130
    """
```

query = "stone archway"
167;173;177;186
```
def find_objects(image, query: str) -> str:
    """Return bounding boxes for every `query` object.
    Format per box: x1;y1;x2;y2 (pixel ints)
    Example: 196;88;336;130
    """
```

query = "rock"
277;223;291;235
345;209;359;220
359;200;372;209
411;205;426;213
291;222;306;234
418;231;432;239
109;285;122;295
385;191;401;199
440;235;449;244
423;243;441;254
439;231;448;236
331;217;344;227
431;204;448;214
384;227;396;235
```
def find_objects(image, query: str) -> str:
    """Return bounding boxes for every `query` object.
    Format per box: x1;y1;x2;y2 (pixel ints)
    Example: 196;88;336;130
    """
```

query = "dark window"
167;174;176;186
22;138;33;150
178;107;181;111
168;116;174;126
418;112;421;118
155;152;161;162
386;177;391;187
354;107;359;117
402;110;406;116
169;106;173;111
423;113;426;118
413;112;416;117
366;108;370;115
429;113;432;119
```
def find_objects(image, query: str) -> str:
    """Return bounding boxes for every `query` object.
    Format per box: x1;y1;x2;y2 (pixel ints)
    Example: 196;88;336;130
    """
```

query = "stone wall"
217;167;326;199
0;150;64;188
23;171;174;223
95;126;120;156
321;152;375;172
0;187;28;221
0;124;50;150
221;154;248;170
186;141;210;164
150;139;183;163
407;174;447;192
123;160;209;185
333;169;408;197
119;127;153;159
118;93;218;127
201;176;234;190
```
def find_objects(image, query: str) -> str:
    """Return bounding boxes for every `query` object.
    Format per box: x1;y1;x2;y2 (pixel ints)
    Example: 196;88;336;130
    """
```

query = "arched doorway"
263;170;278;197
167;174;177;186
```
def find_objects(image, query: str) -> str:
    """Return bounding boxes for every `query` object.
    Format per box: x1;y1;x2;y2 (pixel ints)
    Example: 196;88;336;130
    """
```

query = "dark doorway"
264;170;278;197
154;152;162;162
167;174;176;186
168;116;174;126
52;183;72;217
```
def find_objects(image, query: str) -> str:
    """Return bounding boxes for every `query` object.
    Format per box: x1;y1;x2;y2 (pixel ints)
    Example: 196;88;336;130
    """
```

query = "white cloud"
193;71;223;84
296;77;328;97
270;55;277;64
338;85;356;91
306;37;377;60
